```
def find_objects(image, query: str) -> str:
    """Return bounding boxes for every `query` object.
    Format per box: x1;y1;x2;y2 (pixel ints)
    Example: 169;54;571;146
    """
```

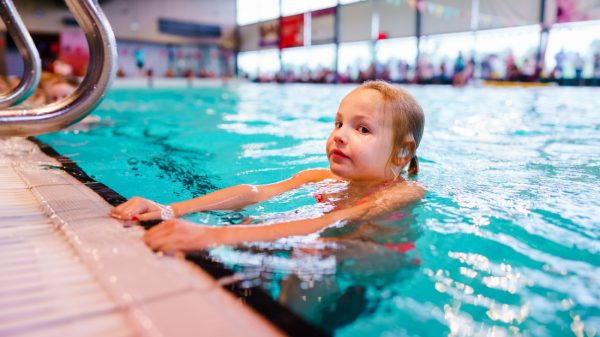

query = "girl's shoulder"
377;180;426;206
292;168;338;184
354;179;425;208
385;179;426;197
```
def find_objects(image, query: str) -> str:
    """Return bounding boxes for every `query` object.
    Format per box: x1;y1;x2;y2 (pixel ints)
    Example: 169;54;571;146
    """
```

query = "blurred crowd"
243;48;600;86
0;60;78;107
3;48;599;97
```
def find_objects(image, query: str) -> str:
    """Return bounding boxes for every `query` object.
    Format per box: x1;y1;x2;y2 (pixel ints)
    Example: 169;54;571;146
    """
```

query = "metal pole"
415;0;422;67
277;0;283;78
334;0;340;78
0;0;117;137
470;0;480;78
535;0;548;80
233;0;239;77
371;0;379;73
0;0;41;107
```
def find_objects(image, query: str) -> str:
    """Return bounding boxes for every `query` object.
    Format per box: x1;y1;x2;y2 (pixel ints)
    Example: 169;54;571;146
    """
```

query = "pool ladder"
0;0;116;137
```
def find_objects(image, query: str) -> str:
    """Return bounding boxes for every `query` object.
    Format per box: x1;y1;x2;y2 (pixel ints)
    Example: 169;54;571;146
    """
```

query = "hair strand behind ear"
408;156;419;176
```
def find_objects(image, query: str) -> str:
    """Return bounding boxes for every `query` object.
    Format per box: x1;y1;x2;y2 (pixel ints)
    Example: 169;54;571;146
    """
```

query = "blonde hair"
359;80;425;176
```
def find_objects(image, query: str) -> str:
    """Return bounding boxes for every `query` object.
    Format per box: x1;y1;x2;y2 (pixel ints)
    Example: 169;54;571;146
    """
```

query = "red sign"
279;14;304;49
59;29;89;76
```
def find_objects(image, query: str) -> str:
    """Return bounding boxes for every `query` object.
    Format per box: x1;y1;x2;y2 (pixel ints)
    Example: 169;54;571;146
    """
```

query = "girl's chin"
329;164;352;179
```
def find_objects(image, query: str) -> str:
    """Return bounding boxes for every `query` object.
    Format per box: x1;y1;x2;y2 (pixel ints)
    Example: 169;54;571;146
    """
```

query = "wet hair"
359;80;425;176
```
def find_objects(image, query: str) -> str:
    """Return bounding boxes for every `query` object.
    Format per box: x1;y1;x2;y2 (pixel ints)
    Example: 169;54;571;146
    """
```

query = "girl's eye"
335;121;342;128
358;126;370;134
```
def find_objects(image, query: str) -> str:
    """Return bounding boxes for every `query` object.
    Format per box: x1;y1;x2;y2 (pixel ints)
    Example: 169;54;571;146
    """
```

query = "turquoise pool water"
40;84;599;336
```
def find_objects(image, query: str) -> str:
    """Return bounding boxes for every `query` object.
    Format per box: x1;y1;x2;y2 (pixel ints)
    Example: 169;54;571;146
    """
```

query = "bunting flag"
388;0;529;28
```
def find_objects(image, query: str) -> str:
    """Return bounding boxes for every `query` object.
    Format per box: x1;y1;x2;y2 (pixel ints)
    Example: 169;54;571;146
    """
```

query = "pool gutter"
0;136;289;337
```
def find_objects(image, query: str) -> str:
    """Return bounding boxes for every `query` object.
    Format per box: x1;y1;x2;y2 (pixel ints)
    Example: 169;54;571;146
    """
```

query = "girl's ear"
393;137;416;167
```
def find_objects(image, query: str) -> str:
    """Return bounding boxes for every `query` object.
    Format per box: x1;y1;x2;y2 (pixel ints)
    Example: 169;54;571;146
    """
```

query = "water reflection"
208;198;423;334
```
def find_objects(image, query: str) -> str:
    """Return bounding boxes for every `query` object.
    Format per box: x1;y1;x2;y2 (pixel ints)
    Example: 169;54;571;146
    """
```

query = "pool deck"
0;137;283;337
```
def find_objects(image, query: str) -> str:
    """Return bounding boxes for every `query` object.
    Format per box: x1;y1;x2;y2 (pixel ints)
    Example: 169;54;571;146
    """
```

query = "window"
237;0;280;26
475;25;539;58
376;37;417;81
545;20;600;78
376;37;418;64
238;49;280;78
281;0;338;16
420;31;475;64
281;44;336;74
338;41;371;79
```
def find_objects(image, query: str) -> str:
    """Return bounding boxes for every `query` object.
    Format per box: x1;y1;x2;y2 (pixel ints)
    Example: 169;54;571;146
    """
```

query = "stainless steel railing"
0;0;41;108
0;0;117;137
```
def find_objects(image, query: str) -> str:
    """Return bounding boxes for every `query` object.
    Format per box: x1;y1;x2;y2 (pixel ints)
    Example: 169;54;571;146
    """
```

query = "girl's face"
326;88;395;183
48;83;75;103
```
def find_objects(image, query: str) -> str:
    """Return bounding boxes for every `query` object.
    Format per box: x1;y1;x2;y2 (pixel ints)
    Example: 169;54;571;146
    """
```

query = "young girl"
111;80;425;253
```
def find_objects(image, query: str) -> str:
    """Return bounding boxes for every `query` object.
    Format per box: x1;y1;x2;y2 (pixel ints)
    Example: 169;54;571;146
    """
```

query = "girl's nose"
333;128;347;144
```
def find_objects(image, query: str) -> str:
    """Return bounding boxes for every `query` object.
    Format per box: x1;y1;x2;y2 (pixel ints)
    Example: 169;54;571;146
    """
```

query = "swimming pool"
39;83;600;336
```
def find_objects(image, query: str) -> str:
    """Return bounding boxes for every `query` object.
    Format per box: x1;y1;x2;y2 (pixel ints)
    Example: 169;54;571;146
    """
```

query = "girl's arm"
111;168;333;221
144;181;425;253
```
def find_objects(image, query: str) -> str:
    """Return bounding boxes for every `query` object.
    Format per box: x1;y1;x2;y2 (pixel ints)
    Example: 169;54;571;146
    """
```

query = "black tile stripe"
28;136;329;337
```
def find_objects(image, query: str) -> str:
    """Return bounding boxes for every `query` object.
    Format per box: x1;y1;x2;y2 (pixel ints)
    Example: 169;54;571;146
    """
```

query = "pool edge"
28;136;330;337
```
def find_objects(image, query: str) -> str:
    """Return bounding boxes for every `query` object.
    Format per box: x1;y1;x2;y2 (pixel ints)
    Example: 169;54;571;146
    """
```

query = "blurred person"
489;54;503;80
43;73;78;103
504;51;516;80
452;52;467;87
465;56;476;82
415;56;433;84
0;75;12;94
553;48;567;79
135;48;145;75
397;61;409;83
435;62;450;84
147;68;154;88
593;50;600;86
164;68;175;78
481;54;493;80
506;62;522;81
324;69;337;84
374;62;391;82
0;76;47;106
51;59;73;77
357;64;375;83
116;67;127;78
6;72;77;108
338;66;352;84
573;53;585;85
522;57;537;82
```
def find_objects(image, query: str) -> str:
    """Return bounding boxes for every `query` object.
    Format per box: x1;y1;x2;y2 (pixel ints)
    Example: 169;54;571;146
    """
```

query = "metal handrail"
0;0;41;108
0;0;117;137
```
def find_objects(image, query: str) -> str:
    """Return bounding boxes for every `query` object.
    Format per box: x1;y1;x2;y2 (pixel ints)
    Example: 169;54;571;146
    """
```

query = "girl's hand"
143;219;222;253
110;196;174;221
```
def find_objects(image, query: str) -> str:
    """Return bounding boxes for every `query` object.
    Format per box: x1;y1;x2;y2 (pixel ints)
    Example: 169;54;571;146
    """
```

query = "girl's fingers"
126;201;151;217
143;224;166;247
112;197;139;213
136;211;163;221
156;243;181;255
145;220;173;240
144;225;179;251
143;220;207;253
111;201;132;218
111;198;160;220
111;201;137;219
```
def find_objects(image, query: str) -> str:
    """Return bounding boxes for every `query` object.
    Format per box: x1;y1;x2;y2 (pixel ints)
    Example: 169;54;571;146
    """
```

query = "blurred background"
1;0;600;86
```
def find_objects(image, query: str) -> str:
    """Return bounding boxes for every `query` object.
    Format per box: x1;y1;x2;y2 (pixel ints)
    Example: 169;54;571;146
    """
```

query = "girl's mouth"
331;149;350;159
